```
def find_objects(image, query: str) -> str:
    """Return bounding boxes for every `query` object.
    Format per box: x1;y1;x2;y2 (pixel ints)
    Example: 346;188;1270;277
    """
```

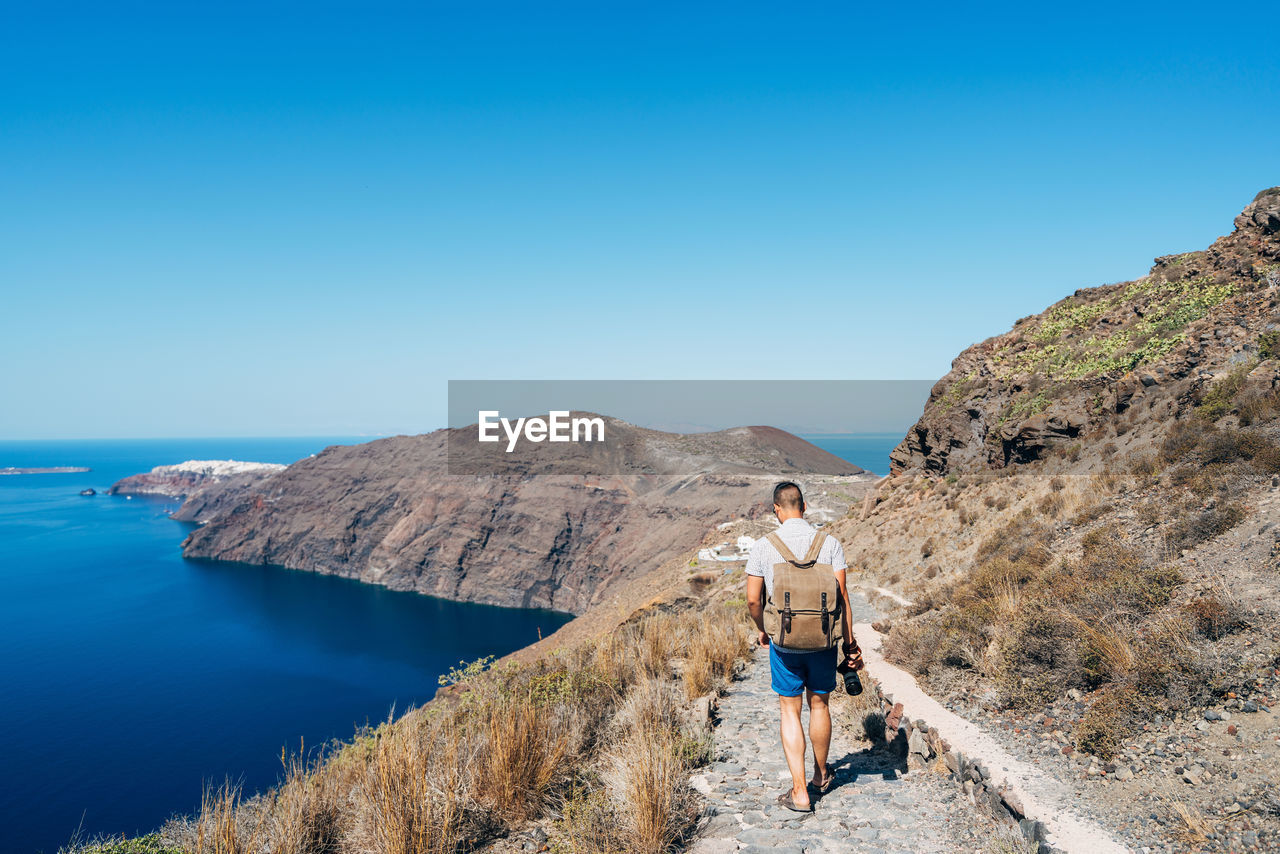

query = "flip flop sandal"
776;791;813;812
816;765;835;793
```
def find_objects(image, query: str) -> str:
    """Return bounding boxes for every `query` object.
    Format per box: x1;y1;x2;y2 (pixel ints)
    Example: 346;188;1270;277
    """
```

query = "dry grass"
682;606;753;700
886;517;1213;749
195;781;263;854
101;596;755;854
266;751;342;854
351;718;474;854
599;681;700;853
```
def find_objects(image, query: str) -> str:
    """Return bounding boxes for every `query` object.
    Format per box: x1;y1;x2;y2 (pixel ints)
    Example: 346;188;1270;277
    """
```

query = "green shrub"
1258;330;1280;360
73;836;185;854
1196;363;1254;421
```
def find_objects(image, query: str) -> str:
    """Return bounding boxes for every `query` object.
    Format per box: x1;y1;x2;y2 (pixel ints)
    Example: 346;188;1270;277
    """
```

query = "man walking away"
745;481;860;812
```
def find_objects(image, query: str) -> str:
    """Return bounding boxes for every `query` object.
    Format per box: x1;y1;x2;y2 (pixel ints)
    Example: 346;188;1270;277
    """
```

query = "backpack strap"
766;532;800;564
767;530;827;568
802;530;828;565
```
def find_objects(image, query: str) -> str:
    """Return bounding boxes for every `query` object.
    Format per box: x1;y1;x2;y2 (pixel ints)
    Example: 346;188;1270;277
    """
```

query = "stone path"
688;598;1019;853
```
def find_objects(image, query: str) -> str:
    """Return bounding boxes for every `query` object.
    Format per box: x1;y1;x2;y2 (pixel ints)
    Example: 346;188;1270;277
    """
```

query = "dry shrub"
560;679;701;854
1076;618;1137;687
1077;686;1144;760
1200;430;1257;465
637;613;679;679
893;523;1191;732
1037;492;1067;518
884;606;987;675
1049;476;1065;492
1128;610;1208;708
1196;364;1252;422
1069;500;1111;526
1137;500;1164;527
1161;419;1208;463
265;752;342;854
477;687;571;820
997;606;1083;705
123;597;758;854
195;780;263;854
682;606;752;700
557;786;621;854
1168;501;1246;551
974;509;1053;567
1238;390;1280;426
1183;594;1248;640
1097;467;1122;491
1127;453;1161;480
603;686;700;853
352;717;475;854
590;629;633;693
920;536;936;558
1199;427;1280;474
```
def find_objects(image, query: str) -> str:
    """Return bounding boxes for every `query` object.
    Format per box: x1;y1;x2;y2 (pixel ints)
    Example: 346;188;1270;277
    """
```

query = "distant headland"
0;466;91;475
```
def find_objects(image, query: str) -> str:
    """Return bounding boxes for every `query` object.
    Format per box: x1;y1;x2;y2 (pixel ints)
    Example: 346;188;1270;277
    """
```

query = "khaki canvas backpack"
762;530;844;651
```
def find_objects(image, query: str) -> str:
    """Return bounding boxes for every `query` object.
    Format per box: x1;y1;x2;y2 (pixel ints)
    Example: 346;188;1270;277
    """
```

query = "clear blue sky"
3;2;1277;439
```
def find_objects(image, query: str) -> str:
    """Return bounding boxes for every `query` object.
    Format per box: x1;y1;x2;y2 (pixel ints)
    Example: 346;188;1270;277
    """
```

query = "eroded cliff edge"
175;421;871;614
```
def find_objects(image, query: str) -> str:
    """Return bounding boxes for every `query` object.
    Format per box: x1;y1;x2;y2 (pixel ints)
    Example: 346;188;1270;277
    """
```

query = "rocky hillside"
892;186;1280;475
830;187;1280;853
176;420;870;614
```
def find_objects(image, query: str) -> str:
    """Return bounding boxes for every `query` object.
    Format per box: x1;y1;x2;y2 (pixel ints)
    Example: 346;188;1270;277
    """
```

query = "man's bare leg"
778;694;811;807
807;690;832;788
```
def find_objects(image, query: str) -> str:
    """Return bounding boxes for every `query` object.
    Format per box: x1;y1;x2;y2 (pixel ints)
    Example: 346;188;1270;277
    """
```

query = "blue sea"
0;433;897;853
0;438;574;854
801;433;901;476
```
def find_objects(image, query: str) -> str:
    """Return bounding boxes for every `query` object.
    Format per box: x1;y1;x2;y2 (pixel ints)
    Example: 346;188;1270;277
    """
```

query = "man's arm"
746;574;769;647
835;568;858;664
831;540;862;669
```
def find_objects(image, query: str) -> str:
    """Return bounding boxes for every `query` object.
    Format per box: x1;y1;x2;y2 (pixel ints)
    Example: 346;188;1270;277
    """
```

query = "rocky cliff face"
891;187;1280;476
109;461;287;522
178;422;869;614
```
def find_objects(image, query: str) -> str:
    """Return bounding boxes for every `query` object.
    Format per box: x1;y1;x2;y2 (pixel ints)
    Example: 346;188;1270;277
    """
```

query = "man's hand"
843;640;864;671
757;630;770;648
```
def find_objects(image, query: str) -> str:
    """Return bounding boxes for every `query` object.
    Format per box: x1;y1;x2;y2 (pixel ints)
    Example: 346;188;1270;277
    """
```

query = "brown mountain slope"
892;186;1280;475
828;188;1280;854
178;419;868;614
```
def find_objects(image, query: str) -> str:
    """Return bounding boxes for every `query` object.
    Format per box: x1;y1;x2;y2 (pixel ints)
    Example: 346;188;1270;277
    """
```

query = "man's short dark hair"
773;481;804;511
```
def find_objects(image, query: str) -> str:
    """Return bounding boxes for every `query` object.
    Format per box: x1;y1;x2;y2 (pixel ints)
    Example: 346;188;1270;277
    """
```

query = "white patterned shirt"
745;517;847;600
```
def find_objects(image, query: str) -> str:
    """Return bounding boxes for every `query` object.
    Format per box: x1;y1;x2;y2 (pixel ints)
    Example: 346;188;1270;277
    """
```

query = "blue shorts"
769;643;837;697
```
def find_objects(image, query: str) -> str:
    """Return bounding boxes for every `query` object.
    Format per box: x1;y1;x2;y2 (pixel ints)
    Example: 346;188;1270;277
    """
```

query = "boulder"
1235;187;1280;235
1000;408;1086;464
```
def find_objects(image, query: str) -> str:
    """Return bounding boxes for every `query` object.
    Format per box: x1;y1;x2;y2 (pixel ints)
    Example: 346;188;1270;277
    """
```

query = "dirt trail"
688;596;1034;854
853;622;1132;854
